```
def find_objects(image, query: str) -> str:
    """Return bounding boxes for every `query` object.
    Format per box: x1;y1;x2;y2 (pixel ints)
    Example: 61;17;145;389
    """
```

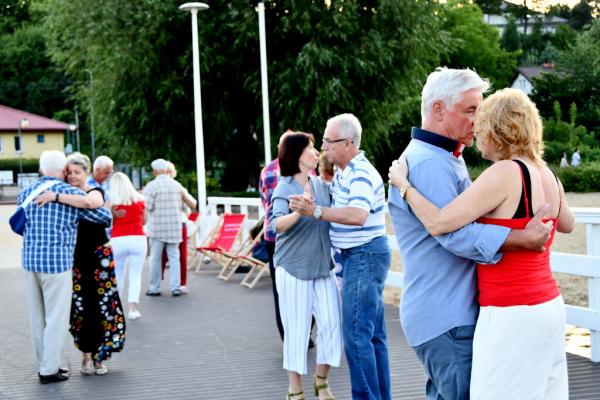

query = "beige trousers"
24;270;72;375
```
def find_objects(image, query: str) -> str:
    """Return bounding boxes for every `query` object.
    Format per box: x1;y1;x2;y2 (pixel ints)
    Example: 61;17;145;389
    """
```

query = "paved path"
1;204;599;399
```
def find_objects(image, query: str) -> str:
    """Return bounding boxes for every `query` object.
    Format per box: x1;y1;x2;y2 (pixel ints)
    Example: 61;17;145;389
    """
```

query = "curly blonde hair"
475;88;545;165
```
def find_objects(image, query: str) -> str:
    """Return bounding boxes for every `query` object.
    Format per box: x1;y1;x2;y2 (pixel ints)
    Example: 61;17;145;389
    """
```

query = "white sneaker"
127;310;142;320
94;362;108;375
179;285;189;294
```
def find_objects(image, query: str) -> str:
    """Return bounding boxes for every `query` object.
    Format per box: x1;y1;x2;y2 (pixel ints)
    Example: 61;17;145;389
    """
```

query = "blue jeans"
340;236;391;400
413;325;475;400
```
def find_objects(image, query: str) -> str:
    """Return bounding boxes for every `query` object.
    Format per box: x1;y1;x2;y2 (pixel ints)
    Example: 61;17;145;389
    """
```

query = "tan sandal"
287;390;305;400
313;375;335;400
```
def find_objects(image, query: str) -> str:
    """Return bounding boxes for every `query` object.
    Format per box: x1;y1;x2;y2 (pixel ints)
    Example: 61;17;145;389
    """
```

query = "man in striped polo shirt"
290;113;391;400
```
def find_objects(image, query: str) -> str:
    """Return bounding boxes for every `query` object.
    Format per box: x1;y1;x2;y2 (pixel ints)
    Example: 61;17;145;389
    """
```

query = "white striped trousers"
275;267;343;375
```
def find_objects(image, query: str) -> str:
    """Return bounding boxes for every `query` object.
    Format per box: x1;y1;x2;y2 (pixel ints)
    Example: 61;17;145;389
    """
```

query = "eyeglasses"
323;137;350;145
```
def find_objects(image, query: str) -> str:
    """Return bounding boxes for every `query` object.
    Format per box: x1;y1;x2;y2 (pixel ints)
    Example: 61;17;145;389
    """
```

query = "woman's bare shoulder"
476;159;519;180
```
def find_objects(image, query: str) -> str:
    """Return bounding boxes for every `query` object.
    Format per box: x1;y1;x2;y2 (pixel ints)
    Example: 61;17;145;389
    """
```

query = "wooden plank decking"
0;264;598;400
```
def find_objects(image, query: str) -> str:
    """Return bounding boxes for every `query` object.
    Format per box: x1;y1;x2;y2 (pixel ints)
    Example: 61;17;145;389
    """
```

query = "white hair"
109;172;144;206
326;113;363;148
39;150;67;175
421;67;490;122
93;155;113;170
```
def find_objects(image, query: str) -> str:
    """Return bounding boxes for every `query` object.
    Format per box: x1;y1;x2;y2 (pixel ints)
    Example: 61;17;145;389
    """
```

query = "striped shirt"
144;174;185;243
19;176;112;274
330;152;386;249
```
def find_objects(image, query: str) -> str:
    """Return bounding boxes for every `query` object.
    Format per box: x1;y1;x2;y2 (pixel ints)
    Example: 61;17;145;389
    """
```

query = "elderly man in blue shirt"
19;150;111;384
388;68;552;400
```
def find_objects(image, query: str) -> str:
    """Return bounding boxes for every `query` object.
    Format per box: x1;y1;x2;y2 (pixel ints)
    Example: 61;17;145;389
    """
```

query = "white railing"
202;197;264;241
204;197;600;362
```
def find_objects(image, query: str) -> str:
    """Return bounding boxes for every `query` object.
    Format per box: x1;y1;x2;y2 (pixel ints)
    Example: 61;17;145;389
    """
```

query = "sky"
505;0;580;8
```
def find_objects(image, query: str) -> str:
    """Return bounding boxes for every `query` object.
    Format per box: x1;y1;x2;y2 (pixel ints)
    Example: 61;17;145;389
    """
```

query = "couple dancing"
388;68;574;399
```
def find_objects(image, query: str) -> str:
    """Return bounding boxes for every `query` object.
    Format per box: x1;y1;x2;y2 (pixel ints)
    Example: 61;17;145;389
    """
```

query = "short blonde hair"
109;172;144;206
475;88;545;165
66;152;92;173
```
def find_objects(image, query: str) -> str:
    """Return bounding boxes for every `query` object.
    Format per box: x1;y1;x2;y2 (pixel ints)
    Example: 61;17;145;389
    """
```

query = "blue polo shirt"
388;128;510;347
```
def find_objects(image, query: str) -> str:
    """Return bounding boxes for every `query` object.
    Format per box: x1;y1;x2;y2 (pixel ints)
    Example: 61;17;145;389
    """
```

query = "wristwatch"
313;205;322;219
400;184;412;199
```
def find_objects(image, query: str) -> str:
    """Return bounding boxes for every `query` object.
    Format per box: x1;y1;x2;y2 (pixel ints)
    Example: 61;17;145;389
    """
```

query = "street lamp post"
84;69;96;161
179;2;209;218
257;2;272;164
74;107;81;152
17;117;29;175
68;124;77;154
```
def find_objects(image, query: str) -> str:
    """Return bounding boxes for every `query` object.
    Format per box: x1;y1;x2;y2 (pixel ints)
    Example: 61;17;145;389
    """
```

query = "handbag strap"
20;180;61;208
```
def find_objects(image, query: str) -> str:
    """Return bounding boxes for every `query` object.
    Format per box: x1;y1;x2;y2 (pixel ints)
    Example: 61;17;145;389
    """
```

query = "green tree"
0;0;72;120
474;0;503;14
551;24;578;50
438;1;519;89
533;20;600;141
39;0;447;189
501;14;522;52
570;0;594;30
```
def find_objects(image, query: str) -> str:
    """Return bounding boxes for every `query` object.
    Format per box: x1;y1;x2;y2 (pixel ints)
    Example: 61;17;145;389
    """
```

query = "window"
14;136;21;152
37;134;45;143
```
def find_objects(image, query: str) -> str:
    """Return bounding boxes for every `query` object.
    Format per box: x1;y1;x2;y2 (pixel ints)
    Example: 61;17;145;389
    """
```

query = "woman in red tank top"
389;88;574;399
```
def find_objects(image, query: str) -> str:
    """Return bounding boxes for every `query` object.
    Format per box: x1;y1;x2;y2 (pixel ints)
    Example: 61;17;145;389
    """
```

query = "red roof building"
0;104;67;161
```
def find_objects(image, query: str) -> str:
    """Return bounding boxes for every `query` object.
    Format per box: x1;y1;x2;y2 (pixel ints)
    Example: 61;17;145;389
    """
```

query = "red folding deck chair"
193;213;246;273
217;227;265;282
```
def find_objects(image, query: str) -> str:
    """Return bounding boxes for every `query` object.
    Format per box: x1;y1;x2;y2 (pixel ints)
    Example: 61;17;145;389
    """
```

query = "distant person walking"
144;159;196;297
109;172;147;320
20;150;111;384
160;161;196;294
571;149;581;167
560;153;569;168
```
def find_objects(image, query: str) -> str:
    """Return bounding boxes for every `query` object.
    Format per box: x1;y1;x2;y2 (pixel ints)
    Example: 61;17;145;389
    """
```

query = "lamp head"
20;118;29;128
179;2;209;12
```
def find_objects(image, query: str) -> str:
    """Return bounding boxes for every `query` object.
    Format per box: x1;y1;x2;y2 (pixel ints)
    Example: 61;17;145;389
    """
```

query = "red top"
111;201;146;237
476;160;560;307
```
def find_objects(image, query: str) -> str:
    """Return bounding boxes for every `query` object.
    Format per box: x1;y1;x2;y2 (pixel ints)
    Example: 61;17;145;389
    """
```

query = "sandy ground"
383;192;599;358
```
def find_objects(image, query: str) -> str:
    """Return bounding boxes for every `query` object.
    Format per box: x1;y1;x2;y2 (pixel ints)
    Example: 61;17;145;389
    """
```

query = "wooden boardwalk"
0;264;599;400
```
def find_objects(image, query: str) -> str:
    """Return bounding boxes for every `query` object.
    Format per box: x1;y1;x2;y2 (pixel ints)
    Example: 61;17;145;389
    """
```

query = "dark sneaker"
145;290;161;297
39;372;69;384
172;289;182;297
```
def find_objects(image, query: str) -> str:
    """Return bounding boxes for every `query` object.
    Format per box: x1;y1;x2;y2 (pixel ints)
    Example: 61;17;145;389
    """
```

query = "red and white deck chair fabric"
217;227;265;282
193;213;246;273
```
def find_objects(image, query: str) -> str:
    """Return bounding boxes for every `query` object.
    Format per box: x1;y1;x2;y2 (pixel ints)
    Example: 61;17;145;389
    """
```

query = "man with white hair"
289;114;392;400
19;150;111;384
87;155;114;188
144;158;197;297
387;67;552;399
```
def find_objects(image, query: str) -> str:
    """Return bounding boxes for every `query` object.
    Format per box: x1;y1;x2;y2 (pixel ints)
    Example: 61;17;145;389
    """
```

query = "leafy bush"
555;162;600;192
